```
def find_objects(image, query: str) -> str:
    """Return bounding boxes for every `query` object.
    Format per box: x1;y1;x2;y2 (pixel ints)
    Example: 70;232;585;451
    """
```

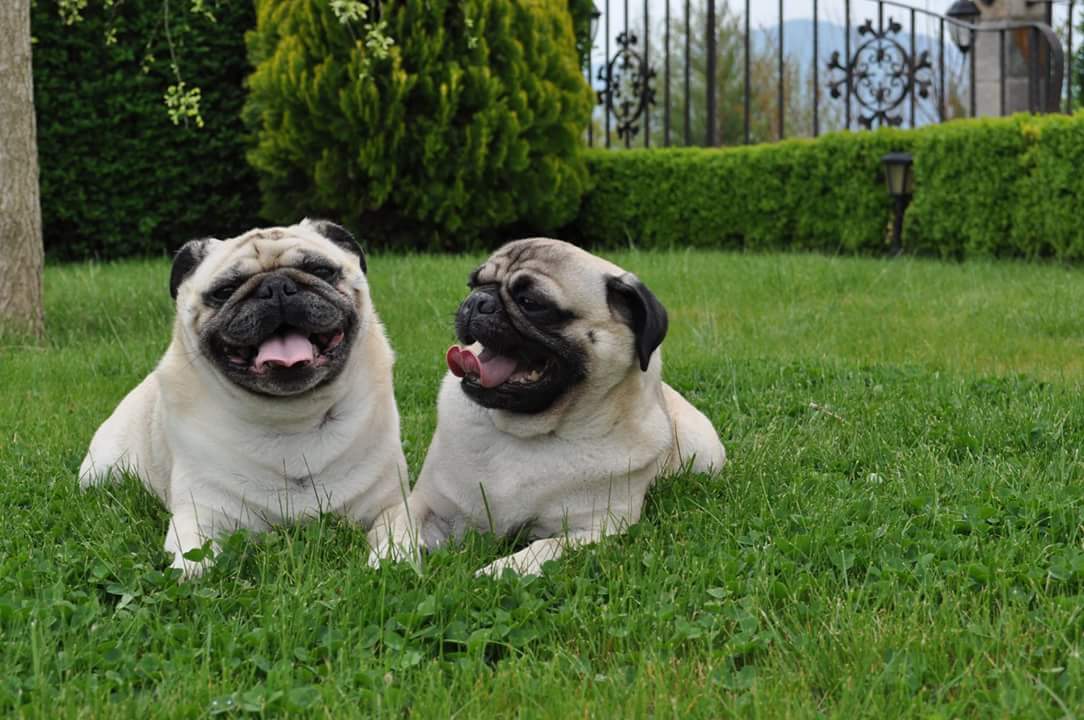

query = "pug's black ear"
170;239;214;300
304;219;367;274
606;273;669;372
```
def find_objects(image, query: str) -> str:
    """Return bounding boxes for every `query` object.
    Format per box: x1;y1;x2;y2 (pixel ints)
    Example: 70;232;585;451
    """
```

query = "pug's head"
446;238;668;415
170;219;368;397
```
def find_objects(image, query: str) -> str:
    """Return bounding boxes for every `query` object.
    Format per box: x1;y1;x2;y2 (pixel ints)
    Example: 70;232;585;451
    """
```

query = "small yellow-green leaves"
164;81;204;128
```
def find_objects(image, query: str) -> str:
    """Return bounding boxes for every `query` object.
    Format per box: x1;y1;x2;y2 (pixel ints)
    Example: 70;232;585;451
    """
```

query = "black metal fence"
587;0;1079;149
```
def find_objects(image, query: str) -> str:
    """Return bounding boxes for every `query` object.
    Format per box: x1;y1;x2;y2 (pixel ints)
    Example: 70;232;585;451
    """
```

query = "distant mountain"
754;18;964;73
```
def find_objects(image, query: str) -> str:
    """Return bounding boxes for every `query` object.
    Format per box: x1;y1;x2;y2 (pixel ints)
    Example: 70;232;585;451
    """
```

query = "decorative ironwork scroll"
827;18;933;129
596;31;657;141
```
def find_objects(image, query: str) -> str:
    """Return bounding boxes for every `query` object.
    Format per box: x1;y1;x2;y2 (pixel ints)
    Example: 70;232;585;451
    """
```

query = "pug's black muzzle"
451;286;585;414
200;269;358;397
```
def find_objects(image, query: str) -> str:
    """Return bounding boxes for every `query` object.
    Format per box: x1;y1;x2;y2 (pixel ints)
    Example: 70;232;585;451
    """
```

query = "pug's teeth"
507;368;543;385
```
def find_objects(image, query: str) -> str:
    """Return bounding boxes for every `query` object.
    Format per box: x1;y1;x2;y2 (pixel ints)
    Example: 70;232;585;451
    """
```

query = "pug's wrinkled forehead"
470;238;622;289
216;222;361;276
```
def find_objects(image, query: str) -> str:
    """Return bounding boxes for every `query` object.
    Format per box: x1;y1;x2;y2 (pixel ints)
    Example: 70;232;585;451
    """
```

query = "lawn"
4;250;1084;717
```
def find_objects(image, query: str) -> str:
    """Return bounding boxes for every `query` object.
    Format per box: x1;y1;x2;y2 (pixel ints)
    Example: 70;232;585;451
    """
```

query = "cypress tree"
245;0;593;250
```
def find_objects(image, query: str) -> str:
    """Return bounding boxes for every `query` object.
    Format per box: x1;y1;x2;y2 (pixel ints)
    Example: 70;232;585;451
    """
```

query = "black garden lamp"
946;0;980;54
882;152;914;255
590;3;602;44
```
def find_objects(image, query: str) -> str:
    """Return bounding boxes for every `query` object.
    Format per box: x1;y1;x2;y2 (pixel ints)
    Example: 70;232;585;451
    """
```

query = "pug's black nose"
464;290;498;315
256;275;298;301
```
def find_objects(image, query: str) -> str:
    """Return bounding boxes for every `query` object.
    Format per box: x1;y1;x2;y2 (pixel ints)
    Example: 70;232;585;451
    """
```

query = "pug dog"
80;219;408;577
368;238;726;576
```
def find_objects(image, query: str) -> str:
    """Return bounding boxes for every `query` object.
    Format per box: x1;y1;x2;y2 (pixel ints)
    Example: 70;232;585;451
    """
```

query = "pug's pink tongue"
254;333;314;371
446;345;517;388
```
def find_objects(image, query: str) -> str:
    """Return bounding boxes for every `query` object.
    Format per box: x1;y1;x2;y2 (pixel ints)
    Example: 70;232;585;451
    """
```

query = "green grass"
4;250;1084;717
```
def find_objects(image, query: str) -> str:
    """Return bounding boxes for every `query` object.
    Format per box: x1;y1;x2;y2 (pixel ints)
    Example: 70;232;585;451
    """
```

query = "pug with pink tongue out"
80;220;408;577
368;238;726;576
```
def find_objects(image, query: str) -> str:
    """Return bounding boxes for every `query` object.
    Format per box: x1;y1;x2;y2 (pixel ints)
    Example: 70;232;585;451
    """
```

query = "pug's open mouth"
221;327;345;375
446;340;580;414
446;344;555;388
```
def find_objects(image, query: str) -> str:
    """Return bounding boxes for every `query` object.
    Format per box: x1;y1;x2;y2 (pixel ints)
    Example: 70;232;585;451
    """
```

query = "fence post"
684;0;691;145
845;0;851;129
644;0;650;146
777;0;784;139
664;0;671;144
813;0;819;137
706;0;717;146
744;0;750;144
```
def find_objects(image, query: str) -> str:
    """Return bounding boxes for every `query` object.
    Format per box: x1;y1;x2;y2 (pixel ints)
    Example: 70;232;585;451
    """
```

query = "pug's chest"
174;431;365;517
448;438;661;537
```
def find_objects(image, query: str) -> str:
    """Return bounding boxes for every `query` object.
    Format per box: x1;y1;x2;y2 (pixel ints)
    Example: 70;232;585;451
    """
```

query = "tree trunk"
0;0;44;339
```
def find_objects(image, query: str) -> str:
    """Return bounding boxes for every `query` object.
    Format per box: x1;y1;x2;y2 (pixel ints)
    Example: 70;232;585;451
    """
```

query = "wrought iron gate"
587;0;1077;148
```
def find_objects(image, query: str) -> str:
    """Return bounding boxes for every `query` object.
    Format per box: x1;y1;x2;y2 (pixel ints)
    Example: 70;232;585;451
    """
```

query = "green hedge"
569;113;1084;259
33;0;262;260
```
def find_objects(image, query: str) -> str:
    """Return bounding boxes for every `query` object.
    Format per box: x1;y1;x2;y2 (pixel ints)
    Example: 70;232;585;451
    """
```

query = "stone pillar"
973;0;1053;116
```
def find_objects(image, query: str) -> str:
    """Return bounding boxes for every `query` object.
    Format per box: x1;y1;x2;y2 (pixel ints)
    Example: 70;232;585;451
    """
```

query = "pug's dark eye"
516;295;544;312
210;285;238;303
308;266;339;283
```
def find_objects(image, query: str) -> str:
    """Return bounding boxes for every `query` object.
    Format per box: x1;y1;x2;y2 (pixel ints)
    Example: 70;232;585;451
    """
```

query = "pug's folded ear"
606;273;669;372
302;219;367;274
170;238;217;300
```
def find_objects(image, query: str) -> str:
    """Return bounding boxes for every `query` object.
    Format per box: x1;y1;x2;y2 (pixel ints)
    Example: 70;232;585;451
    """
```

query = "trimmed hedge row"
569;113;1084;259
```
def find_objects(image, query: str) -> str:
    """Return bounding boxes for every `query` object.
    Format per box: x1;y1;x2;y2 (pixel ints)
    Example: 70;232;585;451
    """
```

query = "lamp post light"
946;0;980;54
882;152;914;256
590;3;601;45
